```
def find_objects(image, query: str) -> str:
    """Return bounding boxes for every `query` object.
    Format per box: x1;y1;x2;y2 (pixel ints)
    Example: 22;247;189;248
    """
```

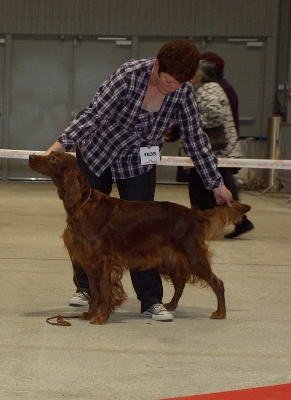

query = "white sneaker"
142;304;173;321
69;291;89;307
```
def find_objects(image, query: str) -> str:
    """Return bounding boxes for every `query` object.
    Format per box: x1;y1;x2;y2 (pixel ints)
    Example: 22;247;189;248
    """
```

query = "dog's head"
29;152;78;179
29;152;83;206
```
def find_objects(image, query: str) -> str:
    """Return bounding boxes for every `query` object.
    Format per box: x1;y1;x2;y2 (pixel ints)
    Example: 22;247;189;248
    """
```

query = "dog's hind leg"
79;273;100;322
159;249;188;311
184;243;226;319
207;274;226;319
163;276;186;311
193;265;226;319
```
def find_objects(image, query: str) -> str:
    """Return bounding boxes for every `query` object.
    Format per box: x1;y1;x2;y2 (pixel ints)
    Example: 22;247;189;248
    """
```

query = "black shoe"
224;218;254;239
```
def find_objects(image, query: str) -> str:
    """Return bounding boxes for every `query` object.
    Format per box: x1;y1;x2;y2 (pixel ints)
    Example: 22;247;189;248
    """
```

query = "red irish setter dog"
29;152;251;325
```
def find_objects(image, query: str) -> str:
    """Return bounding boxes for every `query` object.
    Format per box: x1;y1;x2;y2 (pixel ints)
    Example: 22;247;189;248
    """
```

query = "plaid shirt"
58;58;223;189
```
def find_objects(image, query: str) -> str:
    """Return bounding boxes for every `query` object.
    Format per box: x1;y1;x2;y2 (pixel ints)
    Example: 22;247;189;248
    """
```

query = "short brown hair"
157;39;200;83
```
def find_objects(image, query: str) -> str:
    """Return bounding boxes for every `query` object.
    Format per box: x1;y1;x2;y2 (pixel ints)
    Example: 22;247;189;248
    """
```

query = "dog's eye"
51;156;57;161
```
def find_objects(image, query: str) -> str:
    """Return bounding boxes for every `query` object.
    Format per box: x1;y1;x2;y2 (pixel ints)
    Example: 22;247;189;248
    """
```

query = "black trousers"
74;148;163;312
188;167;239;210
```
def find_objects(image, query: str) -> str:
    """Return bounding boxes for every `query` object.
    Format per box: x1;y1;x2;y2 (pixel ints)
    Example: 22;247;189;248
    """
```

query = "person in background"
198;53;255;238
190;60;254;238
43;39;233;322
199;52;240;135
164;59;254;238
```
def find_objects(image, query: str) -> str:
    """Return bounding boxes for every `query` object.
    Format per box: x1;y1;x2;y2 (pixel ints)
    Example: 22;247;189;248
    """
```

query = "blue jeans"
74;148;163;312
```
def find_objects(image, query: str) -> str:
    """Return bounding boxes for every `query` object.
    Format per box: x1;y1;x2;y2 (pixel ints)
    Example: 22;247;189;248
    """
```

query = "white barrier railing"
1;149;291;170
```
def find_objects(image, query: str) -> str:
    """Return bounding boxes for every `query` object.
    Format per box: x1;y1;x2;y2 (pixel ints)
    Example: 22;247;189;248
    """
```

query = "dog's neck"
51;169;93;218
66;188;93;224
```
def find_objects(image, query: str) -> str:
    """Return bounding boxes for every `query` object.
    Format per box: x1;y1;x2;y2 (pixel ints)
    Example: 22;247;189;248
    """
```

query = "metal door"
73;38;132;116
8;37;72;179
7;36;132;179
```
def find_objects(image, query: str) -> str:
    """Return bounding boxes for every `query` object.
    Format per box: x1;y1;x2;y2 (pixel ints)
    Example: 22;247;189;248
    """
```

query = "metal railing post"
263;116;282;192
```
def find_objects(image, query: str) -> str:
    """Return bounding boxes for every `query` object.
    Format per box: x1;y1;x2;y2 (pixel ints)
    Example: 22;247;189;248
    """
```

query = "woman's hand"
212;184;233;207
43;141;66;156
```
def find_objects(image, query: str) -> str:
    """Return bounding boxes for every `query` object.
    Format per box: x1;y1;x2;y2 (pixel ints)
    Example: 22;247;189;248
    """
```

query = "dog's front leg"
89;261;111;325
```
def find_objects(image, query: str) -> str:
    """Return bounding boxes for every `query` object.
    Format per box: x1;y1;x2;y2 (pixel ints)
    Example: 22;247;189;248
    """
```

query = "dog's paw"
90;315;108;325
210;311;226;319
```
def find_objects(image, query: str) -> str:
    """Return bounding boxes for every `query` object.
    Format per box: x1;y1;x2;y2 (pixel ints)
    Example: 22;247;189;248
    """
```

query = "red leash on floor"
46;315;80;326
46;272;90;326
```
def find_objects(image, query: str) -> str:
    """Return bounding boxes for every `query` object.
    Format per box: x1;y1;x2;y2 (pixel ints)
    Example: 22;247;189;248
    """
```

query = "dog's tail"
193;201;251;241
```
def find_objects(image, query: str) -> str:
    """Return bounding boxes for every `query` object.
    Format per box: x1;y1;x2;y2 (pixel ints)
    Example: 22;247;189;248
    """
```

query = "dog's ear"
63;169;83;207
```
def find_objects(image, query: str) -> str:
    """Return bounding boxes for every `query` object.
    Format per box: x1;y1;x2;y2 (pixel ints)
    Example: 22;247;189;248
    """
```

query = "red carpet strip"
162;383;291;400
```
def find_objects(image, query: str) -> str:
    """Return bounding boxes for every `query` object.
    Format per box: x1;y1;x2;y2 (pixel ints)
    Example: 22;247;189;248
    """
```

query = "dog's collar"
67;189;92;224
